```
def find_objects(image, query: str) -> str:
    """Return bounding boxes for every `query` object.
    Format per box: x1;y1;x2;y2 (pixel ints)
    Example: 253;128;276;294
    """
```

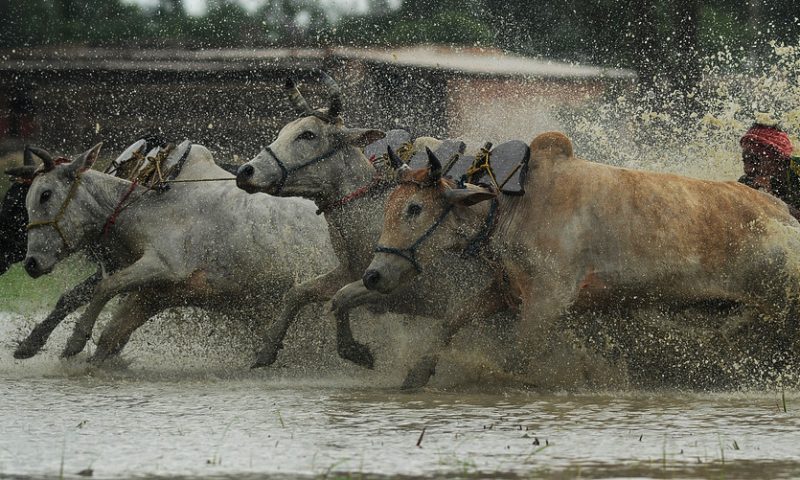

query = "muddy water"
0;311;798;480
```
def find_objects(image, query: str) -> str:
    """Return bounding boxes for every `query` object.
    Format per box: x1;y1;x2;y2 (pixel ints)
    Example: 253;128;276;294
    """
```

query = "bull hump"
529;132;573;159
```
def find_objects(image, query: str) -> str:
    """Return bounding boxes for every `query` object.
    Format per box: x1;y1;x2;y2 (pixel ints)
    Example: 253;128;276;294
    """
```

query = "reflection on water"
1;312;798;480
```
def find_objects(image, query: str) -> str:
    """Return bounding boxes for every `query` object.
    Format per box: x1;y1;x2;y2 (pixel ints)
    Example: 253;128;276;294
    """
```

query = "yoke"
105;139;193;191
446;141;530;195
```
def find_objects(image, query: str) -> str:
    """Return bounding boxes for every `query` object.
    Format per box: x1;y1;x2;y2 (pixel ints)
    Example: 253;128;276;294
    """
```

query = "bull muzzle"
236;164;259;193
24;256;44;278
362;269;381;291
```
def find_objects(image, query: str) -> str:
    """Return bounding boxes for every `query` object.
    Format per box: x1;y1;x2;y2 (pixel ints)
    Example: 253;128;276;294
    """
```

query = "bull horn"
285;78;313;116
5;165;37;178
28;146;55;171
23;146;35;166
318;70;342;119
426;147;442;181
387;145;405;170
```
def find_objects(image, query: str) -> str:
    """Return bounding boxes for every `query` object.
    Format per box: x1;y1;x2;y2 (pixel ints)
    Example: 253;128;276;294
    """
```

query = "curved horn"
426;147;442;181
318;70;342;118
285;78;313;115
28;146;55;171
23;146;35;166
386;145;405;170
5;165;37;178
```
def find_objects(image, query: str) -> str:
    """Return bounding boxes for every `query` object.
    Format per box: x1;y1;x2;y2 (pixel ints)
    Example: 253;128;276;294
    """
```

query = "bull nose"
362;269;381;290
237;164;254;182
24;257;40;278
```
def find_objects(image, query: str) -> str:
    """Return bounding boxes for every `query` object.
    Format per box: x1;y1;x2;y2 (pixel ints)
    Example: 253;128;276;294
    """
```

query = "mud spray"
441;41;800;391
2;44;800;393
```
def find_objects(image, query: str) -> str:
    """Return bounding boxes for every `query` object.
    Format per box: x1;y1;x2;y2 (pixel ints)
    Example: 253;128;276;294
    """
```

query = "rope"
396;142;416;163
102;179;140;238
316;155;386;215
317;176;386;215
26;174;84;249
160;177;236;183
466;142;498;189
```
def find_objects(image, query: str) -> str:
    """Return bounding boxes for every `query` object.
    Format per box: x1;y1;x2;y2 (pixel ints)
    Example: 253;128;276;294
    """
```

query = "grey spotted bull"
6;144;149;359
365;132;800;383
23;142;334;362
236;72;513;388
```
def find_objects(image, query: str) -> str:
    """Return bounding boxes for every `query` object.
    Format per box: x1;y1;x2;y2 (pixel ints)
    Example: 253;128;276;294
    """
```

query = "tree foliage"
1;0;798;93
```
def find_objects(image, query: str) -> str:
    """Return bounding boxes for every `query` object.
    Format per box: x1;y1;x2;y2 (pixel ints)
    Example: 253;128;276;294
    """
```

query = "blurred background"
1;0;797;163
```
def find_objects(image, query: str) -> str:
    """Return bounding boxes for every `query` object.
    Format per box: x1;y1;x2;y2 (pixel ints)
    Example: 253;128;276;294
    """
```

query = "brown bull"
364;132;800;384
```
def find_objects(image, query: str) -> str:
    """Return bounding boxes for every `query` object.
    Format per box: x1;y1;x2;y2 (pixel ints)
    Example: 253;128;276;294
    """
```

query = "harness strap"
316;175;388;215
374;205;454;273
462;198;499;257
374;195;499;273
263;144;342;195
102;179;140;238
26;175;83;250
264;147;290;194
316;155;387;215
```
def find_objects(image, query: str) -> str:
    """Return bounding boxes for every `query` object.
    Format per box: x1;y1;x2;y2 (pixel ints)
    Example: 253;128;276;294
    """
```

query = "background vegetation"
1;0;798;97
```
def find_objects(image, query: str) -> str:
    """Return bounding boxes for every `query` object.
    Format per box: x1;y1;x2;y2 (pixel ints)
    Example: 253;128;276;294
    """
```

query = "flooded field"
1;296;799;480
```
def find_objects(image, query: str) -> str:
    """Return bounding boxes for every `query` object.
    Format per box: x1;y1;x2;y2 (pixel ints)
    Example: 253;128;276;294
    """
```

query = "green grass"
0;258;94;314
1;150;98;314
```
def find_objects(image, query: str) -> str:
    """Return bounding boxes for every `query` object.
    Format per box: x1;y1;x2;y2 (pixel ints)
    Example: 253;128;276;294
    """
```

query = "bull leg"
252;268;351;368
14;270;102;359
90;292;165;364
401;290;509;389
330;280;389;369
62;253;171;358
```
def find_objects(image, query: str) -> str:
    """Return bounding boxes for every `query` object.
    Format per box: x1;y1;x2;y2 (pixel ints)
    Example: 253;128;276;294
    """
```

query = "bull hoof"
88;347;114;365
14;337;45;359
338;341;374;369
61;333;90;358
251;342;283;369
401;355;438;390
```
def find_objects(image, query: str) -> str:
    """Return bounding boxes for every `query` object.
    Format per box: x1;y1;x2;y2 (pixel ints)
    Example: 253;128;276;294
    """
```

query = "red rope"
316;155;384;215
102;179;139;237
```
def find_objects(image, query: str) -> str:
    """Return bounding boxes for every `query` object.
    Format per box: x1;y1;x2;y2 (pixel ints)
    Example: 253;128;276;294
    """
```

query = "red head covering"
740;124;794;160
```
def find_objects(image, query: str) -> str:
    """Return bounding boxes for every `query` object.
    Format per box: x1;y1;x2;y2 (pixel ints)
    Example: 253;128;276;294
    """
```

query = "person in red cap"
738;121;800;219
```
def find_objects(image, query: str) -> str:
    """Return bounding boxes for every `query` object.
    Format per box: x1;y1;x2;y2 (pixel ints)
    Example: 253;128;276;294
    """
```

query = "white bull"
24;143;334;362
236;72;513;388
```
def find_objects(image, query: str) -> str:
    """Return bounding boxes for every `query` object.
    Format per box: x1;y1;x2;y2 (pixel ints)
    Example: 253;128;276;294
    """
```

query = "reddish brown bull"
365;132;800;384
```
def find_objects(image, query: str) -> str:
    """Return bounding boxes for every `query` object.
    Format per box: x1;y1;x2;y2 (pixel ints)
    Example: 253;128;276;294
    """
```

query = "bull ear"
341;127;385;148
64;142;103;177
444;184;497;207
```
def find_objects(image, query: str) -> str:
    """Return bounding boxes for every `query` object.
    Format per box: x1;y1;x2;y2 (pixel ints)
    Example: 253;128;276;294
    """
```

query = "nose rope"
374;205;454;273
259;144;343;195
373;197;499;273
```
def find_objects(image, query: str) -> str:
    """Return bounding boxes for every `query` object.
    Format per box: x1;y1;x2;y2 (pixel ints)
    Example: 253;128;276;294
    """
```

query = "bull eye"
296;131;317;141
406;203;423;217
40;190;52;204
